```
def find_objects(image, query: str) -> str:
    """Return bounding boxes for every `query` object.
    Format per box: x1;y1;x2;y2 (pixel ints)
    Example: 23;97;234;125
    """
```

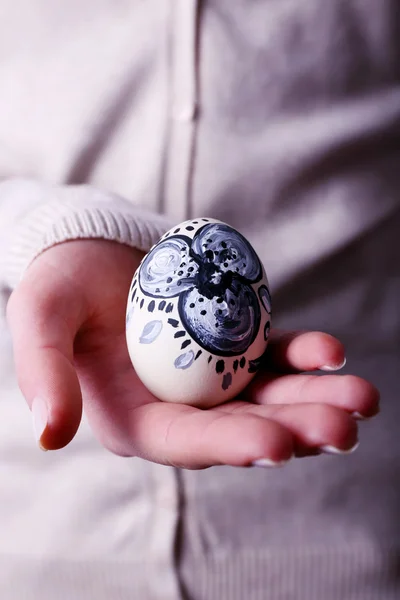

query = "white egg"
126;218;271;408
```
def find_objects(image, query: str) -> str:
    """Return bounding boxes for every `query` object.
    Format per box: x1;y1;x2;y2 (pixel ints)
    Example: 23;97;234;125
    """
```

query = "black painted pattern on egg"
248;354;264;373
222;372;232;390
168;318;179;328
216;360;225;374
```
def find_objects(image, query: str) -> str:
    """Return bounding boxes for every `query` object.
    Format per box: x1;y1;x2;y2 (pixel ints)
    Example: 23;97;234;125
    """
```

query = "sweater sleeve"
0;178;173;291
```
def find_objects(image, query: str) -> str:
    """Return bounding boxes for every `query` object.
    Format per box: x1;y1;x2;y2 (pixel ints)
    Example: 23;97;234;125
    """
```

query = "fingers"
6;259;85;450
245;373;380;418
125;398;359;469
266;329;346;373
217;402;359;457
125;403;295;469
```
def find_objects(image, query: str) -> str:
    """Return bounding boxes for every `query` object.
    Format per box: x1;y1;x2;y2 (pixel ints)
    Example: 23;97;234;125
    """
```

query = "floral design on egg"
135;221;271;387
139;222;264;355
126;219;272;402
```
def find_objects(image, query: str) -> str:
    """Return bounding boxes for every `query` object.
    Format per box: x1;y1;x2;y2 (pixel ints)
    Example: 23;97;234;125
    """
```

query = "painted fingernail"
32;397;48;451
320;441;359;455
320;357;347;372
252;454;293;468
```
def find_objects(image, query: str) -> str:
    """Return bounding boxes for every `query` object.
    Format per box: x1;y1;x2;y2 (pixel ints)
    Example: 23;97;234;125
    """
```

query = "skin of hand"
6;239;380;469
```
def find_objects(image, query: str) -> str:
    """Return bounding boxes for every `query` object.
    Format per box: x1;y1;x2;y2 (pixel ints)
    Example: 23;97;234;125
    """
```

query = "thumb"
6;259;85;450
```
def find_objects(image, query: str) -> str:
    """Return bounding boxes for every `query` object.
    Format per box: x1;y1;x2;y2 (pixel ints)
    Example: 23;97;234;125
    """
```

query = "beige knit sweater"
0;1;399;599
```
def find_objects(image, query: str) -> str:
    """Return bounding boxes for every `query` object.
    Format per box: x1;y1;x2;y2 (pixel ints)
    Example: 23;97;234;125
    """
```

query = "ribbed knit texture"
0;180;172;290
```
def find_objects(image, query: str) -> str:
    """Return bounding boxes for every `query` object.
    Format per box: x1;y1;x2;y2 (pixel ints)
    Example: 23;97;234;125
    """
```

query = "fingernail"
320;441;359;455
32;397;48;451
252;454;293;468
320;357;347;372
351;411;370;420
351;408;379;420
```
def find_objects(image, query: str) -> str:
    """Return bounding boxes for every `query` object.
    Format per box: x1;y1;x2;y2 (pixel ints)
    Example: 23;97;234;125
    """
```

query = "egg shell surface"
126;218;272;408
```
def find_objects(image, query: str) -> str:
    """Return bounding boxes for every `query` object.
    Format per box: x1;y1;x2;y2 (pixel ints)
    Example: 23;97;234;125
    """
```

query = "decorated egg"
125;218;271;408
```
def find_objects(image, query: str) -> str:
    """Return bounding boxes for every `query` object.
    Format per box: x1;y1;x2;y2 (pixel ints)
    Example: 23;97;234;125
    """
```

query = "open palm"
7;240;379;469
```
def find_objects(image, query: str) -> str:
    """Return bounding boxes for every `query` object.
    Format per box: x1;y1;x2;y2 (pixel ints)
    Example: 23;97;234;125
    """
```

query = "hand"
7;240;379;469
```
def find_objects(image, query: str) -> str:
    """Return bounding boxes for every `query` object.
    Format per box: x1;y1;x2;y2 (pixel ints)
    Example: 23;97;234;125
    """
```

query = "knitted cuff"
0;180;172;290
